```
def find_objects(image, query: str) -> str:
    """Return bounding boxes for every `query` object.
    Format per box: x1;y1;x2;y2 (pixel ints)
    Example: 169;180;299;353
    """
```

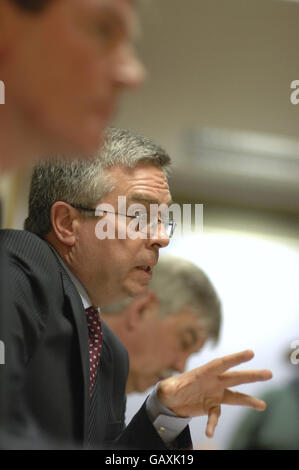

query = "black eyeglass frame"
67;202;176;238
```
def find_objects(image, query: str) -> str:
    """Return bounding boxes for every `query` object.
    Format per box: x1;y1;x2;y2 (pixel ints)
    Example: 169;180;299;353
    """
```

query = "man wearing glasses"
0;0;144;447
0;128;272;448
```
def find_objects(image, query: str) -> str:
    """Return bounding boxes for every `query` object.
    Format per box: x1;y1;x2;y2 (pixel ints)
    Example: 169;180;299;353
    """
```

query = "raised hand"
156;350;272;438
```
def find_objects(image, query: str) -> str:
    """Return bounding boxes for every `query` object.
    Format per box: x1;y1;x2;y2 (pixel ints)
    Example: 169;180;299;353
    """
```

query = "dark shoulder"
101;319;129;365
0;230;64;362
0;229;57;271
0;229;62;291
0;228;50;255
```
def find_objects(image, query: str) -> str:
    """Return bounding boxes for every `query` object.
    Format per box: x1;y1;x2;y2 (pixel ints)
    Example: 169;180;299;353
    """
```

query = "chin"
136;279;152;293
81;123;106;155
130;285;150;298
122;278;149;298
46;118;105;160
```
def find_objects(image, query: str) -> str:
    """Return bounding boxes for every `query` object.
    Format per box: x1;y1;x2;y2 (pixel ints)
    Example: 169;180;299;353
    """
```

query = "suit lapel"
59;266;90;440
100;321;112;363
49;246;113;445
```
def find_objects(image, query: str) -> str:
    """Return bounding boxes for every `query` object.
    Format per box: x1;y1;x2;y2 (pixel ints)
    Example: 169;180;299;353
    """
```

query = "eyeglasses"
68;203;176;238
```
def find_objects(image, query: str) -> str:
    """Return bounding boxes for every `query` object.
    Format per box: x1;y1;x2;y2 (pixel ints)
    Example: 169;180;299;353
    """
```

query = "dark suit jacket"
0;229;191;449
0;243;8;426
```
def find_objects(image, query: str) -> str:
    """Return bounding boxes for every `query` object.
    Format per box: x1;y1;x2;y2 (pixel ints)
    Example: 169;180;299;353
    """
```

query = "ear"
124;291;159;331
50;202;79;247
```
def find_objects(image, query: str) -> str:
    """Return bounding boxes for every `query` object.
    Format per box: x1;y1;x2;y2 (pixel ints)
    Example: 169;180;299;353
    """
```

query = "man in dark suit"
0;128;272;449
0;0;144;446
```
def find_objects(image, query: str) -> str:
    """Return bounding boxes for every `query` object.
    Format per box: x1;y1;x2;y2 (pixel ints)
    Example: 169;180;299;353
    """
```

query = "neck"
125;377;134;395
0;104;44;172
0;108;37;171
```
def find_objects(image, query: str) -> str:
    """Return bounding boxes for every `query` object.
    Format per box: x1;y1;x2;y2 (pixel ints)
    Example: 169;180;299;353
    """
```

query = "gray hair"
24;128;171;237
103;256;222;344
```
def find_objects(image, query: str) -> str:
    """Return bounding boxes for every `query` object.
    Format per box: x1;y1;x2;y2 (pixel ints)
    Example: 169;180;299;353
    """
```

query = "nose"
148;221;170;249
115;44;146;88
174;355;188;374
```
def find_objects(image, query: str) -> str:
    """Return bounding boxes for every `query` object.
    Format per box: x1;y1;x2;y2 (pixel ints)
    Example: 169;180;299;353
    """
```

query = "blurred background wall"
1;0;299;449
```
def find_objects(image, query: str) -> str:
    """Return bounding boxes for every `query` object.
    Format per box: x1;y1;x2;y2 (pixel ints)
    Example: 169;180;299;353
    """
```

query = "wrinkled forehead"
167;308;202;331
105;163;172;205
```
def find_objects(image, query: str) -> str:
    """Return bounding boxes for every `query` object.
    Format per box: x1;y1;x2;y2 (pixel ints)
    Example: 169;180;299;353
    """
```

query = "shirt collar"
50;246;97;311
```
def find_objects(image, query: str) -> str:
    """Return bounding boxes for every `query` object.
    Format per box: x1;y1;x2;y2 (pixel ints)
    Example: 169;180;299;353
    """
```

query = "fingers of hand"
206;406;221;438
219;369;273;388
205;387;267;439
222;389;267;410
209;350;255;374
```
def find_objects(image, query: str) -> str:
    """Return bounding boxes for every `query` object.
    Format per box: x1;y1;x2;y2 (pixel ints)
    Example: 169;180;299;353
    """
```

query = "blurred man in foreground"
102;256;222;393
0;0;144;171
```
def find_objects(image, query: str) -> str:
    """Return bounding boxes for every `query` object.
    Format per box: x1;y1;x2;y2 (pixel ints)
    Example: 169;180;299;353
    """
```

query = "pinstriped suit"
0;229;191;449
0;243;8;427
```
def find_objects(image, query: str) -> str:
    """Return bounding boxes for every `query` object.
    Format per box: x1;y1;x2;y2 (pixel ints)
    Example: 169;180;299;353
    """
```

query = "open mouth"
136;266;152;274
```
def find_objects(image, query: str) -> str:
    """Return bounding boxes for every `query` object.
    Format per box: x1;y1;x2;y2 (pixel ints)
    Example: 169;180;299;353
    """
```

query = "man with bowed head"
102;256;222;394
0;128;272;448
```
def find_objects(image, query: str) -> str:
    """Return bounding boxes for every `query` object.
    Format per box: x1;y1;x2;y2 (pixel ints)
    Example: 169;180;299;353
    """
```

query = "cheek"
56;46;107;96
45;51;105;111
77;233;98;263
52;15;116;98
158;334;180;363
147;336;171;369
34;23;110;106
117;239;143;266
98;240;131;278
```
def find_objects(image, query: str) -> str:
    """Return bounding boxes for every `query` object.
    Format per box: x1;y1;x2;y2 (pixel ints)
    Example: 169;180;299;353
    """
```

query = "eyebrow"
94;0;140;40
128;193;173;206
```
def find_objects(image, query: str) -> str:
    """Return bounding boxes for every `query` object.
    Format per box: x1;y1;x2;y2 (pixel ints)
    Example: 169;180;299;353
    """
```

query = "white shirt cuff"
145;383;191;446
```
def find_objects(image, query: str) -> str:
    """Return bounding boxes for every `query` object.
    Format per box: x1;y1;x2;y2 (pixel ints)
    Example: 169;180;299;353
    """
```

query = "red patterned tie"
85;306;103;398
